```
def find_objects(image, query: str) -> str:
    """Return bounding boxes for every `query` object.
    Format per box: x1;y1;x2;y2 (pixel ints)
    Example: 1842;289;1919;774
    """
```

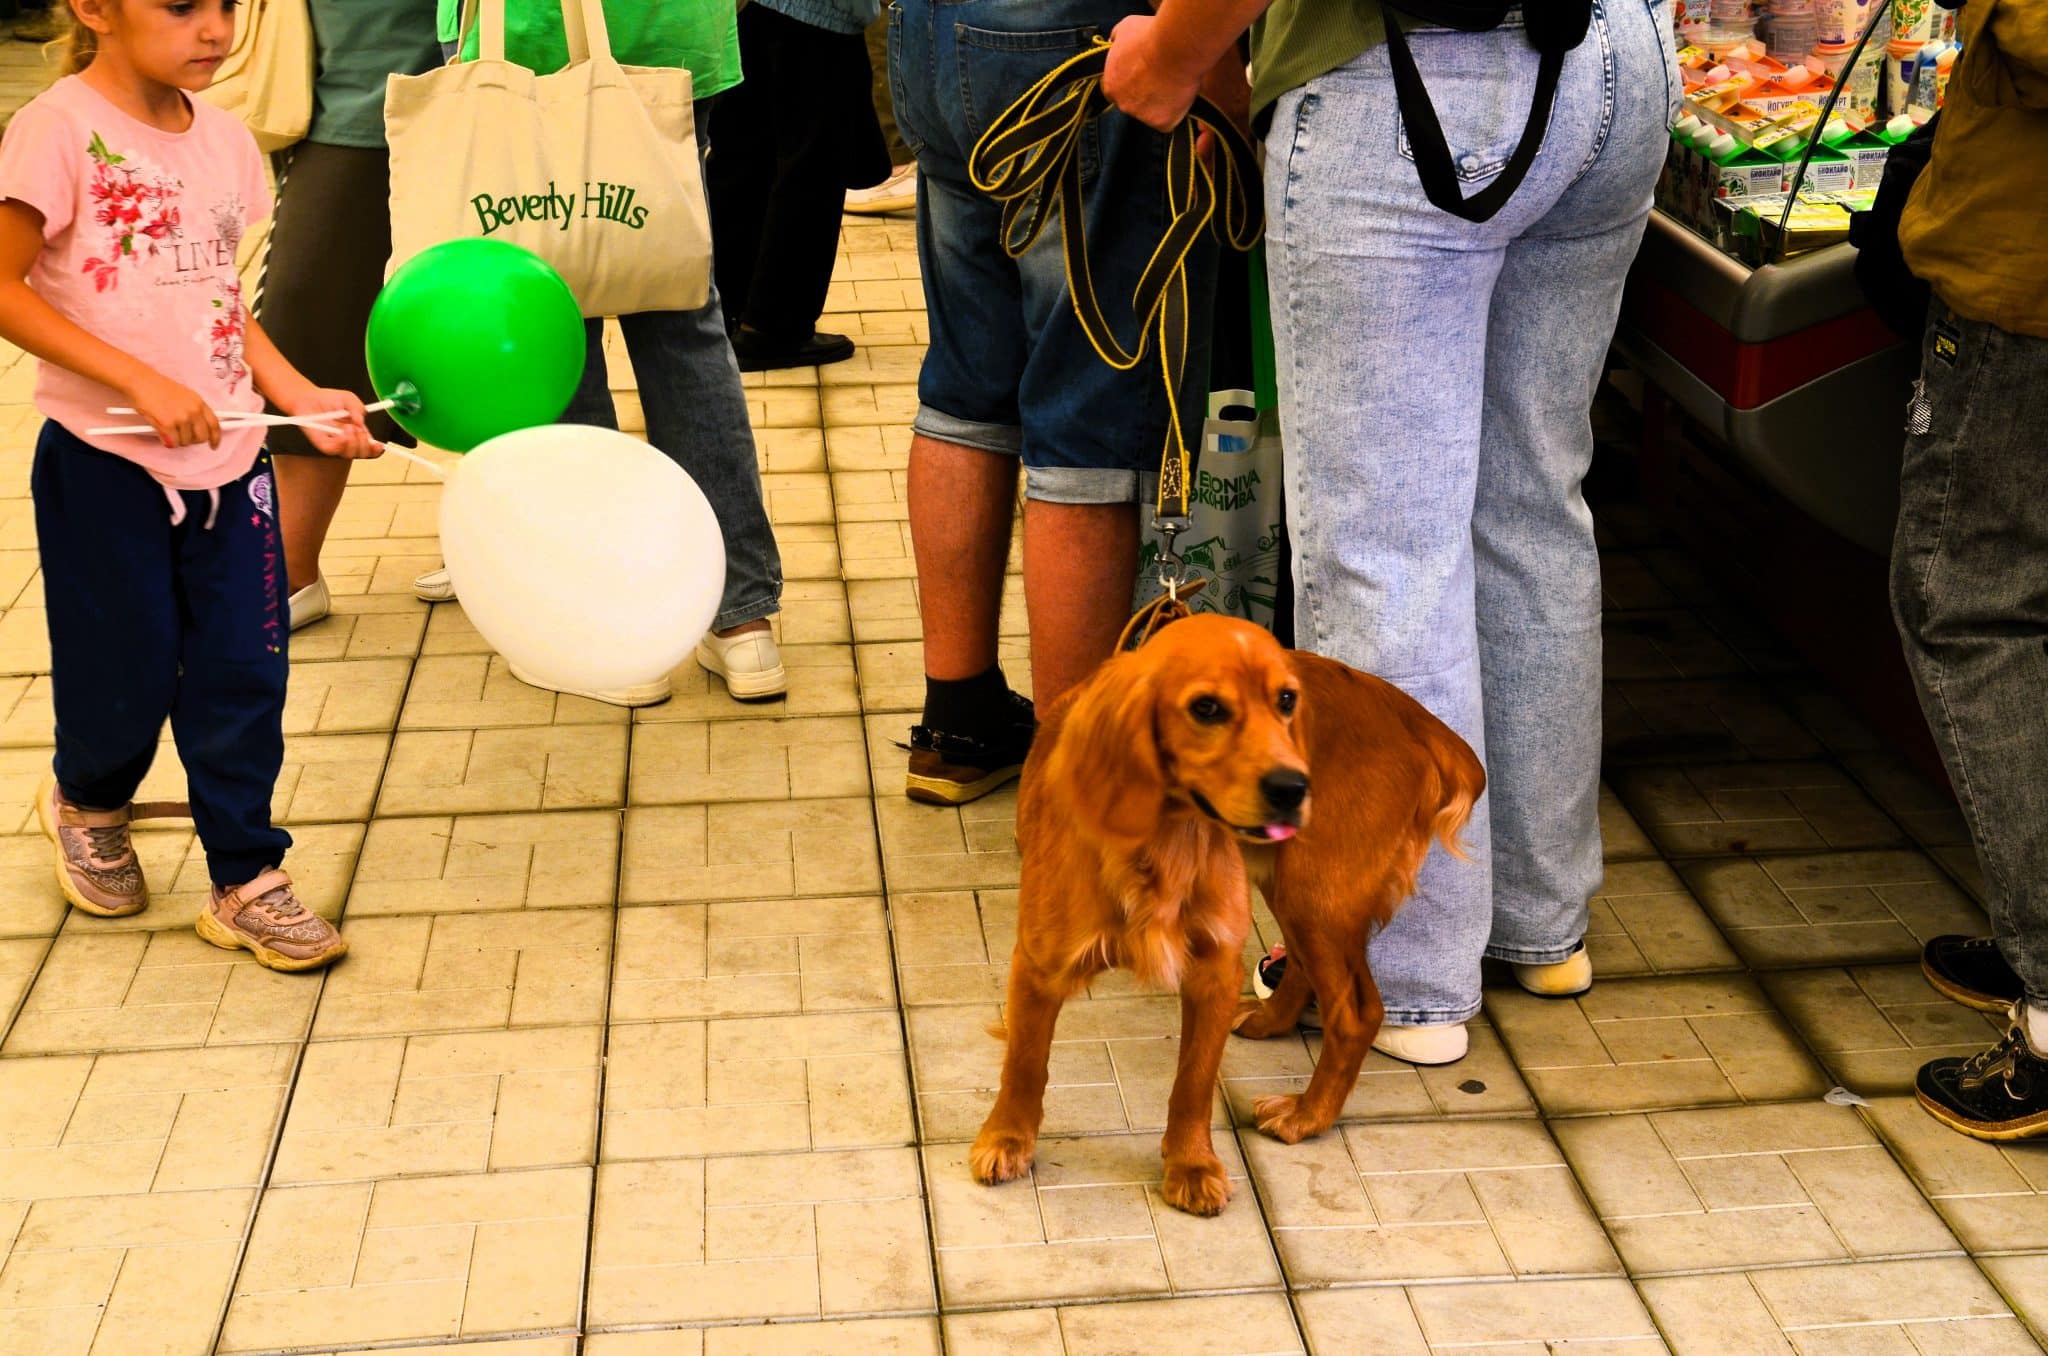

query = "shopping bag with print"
384;0;710;318
1137;389;1286;630
196;0;313;152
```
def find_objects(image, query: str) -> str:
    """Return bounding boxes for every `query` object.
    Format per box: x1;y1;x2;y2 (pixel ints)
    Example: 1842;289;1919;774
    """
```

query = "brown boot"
35;774;185;917
196;869;347;972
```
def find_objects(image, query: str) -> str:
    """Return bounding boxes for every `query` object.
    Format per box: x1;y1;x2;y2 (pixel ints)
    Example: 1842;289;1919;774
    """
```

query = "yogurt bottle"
1890;0;1933;47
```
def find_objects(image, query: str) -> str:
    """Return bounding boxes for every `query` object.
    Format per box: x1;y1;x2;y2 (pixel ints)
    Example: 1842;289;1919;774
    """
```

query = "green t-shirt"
437;0;743;99
1250;0;1391;120
307;0;444;148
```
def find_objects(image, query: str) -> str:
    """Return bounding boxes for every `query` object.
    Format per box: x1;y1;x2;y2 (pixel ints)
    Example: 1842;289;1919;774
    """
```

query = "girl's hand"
125;371;221;449
282;387;383;460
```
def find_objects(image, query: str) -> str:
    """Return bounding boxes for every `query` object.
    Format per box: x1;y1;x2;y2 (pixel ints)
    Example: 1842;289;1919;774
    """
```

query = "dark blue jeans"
563;100;784;632
888;0;1216;504
34;424;292;886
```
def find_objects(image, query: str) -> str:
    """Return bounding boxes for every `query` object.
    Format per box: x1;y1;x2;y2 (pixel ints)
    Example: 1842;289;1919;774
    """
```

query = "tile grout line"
205;576;433;1355
571;650;634;1346
828;377;957;1352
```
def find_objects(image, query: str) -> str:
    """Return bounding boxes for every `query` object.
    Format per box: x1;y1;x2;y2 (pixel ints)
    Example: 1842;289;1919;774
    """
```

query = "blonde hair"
54;4;102;77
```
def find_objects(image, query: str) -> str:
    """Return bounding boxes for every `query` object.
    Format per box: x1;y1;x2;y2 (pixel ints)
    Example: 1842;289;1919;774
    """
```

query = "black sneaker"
1922;935;2025;1014
730;327;856;373
904;691;1035;805
1251;946;1320;1031
1916;1011;2048;1142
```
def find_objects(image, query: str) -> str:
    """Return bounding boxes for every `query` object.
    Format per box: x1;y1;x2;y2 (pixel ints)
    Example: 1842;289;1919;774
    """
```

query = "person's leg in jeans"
172;453;348;970
1265;87;1501;1036
1264;3;1666;1048
616;305;785;635
35;427;180;814
558;303;788;699
1475;0;1669;972
168;453;294;888
1471;218;1650;972
1892;306;2048;1138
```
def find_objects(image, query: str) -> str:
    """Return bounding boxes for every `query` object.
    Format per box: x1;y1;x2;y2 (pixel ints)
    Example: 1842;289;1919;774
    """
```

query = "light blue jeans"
1264;0;1677;1025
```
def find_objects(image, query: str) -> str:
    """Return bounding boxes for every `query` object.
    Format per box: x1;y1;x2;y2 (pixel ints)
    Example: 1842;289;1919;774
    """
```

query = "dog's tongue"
1262;824;1298;842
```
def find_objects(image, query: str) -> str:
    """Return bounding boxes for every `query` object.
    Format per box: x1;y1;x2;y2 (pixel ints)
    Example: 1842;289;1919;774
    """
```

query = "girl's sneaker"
198;869;348;972
36;775;180;917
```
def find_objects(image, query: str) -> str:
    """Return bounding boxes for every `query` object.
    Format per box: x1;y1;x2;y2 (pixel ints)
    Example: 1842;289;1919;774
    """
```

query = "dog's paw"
1252;1092;1324;1145
1232;997;1293;1040
970;1128;1036;1186
1160;1157;1233;1216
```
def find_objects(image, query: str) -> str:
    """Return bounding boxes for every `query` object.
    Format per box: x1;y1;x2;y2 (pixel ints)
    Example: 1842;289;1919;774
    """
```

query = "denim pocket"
1392;23;1556;184
888;6;928;158
957;23;1103;185
1652;1;1682;125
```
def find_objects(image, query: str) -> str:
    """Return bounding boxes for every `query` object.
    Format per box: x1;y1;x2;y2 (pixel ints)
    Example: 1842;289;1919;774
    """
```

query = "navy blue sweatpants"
33;422;292;887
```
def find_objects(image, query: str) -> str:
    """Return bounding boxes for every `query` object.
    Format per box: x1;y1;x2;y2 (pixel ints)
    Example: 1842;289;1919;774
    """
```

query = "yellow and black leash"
967;41;1263;600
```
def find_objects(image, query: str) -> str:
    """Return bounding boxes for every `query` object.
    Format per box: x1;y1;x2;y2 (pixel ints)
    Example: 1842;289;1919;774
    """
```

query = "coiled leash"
967;41;1263;646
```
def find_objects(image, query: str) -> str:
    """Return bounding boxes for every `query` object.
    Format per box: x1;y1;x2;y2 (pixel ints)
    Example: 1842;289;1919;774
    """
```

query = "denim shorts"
889;0;1216;504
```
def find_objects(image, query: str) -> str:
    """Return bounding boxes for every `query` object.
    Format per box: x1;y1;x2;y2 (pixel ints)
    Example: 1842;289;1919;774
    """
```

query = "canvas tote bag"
383;0;710;317
196;0;314;152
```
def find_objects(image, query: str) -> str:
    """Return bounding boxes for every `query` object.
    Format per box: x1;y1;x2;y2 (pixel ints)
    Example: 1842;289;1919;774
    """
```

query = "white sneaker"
287;577;330;631
696;628;788;700
1513;943;1593;998
414;566;456;603
1372;1023;1470;1066
506;662;673;709
845;163;916;215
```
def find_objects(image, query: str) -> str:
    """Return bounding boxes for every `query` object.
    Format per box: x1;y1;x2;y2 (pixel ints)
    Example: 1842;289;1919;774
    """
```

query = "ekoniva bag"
195;0;314;153
1137;390;1287;630
383;0;710;318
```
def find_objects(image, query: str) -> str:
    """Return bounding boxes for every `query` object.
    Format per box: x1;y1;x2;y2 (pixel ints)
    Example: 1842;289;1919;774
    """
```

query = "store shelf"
1614;210;1913;555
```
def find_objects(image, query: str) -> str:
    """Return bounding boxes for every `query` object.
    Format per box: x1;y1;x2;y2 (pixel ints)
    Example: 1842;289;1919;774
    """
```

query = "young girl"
0;0;380;970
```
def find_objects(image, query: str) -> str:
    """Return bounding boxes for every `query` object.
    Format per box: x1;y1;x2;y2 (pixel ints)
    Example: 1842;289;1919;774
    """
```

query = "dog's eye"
1188;695;1230;725
1276;689;1297;715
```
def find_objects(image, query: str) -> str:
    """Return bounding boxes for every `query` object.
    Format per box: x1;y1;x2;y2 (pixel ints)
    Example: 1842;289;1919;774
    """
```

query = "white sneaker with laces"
845;163;917;215
413;566;456;603
288;576;330;631
697;628;788;700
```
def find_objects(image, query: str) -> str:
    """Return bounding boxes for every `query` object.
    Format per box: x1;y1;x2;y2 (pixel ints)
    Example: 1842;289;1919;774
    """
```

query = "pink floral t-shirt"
0;77;272;489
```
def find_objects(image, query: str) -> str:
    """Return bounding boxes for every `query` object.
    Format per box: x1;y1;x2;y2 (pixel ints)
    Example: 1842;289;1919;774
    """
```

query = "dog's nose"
1260;769;1310;813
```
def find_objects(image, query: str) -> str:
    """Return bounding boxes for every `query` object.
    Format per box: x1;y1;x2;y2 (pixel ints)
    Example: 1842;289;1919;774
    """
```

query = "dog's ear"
1045;652;1164;845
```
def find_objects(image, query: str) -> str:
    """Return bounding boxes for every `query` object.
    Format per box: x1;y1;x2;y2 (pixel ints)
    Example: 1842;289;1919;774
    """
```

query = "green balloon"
365;239;585;453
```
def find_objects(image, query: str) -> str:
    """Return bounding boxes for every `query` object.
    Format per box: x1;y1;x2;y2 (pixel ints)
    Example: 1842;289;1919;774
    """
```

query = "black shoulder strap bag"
1379;1;1595;222
1847;112;1941;342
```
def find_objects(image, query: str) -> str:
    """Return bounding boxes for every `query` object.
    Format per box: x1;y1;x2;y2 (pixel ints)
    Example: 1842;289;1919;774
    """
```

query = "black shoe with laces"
1917;1011;2048;1142
904;690;1036;805
1922;935;2025;1014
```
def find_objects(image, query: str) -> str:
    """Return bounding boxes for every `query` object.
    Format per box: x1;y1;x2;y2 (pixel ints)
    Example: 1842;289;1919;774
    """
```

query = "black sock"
922;665;1011;738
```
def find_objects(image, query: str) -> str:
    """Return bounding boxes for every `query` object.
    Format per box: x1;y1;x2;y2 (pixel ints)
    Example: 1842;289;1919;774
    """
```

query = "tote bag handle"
456;0;620;68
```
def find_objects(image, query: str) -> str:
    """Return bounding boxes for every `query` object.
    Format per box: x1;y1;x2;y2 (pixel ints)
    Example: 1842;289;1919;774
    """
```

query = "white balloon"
439;424;726;692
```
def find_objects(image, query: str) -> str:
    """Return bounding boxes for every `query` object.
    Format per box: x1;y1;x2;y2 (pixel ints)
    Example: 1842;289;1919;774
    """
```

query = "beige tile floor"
0;166;2040;1351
